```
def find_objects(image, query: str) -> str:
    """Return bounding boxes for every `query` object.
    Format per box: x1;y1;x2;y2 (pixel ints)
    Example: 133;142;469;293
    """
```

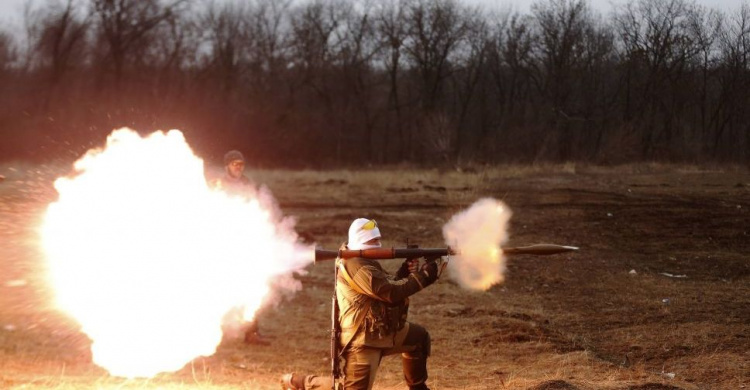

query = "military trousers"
303;322;430;390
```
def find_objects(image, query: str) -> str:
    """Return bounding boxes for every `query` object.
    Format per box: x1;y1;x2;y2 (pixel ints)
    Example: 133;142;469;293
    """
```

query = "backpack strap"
337;259;368;296
335;258;372;353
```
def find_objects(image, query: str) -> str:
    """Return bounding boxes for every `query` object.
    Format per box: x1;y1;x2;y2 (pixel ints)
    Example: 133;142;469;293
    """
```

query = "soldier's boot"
402;354;429;390
402;323;431;390
280;373;305;390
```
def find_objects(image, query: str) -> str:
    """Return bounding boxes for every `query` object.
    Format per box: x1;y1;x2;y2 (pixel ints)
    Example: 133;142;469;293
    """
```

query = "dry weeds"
1;162;748;389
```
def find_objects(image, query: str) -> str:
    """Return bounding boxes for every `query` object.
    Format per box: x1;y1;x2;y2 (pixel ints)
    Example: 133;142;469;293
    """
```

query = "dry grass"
1;163;748;389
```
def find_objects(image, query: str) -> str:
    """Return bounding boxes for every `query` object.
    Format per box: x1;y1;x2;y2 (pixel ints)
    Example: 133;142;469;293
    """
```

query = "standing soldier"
213;150;254;193
212;150;269;346
281;218;440;390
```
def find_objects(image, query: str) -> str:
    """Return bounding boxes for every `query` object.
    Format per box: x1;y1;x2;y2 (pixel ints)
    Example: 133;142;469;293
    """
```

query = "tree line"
0;0;748;167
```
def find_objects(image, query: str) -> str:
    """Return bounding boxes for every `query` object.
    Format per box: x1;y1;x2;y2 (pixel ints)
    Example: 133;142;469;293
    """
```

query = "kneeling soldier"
282;218;440;390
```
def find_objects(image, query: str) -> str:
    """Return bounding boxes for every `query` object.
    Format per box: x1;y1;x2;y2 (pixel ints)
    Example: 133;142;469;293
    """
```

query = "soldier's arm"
351;265;431;304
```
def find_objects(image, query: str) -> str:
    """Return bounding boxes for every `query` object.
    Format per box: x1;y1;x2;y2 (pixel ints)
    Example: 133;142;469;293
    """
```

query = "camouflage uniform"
302;256;433;390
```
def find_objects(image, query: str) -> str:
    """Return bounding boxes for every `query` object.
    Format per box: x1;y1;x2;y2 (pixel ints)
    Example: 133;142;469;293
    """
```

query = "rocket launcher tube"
314;244;577;262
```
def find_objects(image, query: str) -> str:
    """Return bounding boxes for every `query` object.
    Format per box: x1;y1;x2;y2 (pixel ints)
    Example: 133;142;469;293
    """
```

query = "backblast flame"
442;198;512;291
40;128;312;378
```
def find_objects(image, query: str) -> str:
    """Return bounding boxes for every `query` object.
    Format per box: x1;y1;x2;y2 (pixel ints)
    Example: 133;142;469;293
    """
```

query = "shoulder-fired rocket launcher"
314;243;578;262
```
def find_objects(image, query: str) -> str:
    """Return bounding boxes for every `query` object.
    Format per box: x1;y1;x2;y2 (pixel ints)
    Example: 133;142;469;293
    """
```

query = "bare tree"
714;4;750;161
91;0;188;87
532;0;589;107
246;0;292;88
405;0;470;111
530;0;592;160
613;0;700;158
287;0;347;163
402;0;470;162
577;15;617;159
2;0;749;166
34;0;89;84
328;0;383;163
686;6;722;130
0;30;16;74
0;29;20;160
289;0;341;73
200;1;250;94
488;12;535;130
448;7;489;163
375;0;411;161
147;4;198;73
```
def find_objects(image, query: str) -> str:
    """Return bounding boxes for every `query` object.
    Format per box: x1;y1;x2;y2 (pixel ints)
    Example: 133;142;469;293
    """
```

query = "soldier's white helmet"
348;218;381;250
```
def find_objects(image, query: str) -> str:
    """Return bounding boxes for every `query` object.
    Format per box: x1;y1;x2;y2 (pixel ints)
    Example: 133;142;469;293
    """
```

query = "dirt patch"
529;380;579;390
0;164;748;389
626;384;683;390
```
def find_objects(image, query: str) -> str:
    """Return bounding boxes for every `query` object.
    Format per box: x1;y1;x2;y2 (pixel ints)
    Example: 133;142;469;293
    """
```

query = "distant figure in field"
211;150;269;346
212;150;255;193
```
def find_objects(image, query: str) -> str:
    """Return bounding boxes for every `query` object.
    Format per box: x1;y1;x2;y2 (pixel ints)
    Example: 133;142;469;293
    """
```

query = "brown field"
0;163;748;389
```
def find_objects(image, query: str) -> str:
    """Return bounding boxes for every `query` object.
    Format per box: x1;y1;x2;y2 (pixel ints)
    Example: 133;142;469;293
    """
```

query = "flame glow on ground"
443;198;512;290
40;128;312;378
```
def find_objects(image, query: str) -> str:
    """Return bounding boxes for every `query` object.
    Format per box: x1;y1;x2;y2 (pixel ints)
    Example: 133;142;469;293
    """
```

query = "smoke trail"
442;198;512;291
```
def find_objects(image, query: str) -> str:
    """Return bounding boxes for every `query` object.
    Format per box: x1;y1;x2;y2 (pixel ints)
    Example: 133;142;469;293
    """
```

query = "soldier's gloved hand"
408;259;420;273
419;260;440;287
397;258;420;279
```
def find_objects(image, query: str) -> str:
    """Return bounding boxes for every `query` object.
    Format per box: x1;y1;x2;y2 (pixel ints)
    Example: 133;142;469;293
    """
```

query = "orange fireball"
442;198;512;291
41;128;312;378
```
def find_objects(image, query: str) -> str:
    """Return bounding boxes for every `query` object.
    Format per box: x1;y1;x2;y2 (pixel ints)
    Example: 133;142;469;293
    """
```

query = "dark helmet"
224;150;245;165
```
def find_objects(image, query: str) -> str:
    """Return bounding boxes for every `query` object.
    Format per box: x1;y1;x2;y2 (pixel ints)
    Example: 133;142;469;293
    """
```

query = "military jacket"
336;257;428;349
211;174;255;196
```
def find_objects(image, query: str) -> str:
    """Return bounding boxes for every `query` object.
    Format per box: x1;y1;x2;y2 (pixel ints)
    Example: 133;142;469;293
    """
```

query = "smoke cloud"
41;128;313;377
442;198;512;291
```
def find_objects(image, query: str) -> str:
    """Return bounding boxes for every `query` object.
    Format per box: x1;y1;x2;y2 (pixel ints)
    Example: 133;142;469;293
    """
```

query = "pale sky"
1;0;748;30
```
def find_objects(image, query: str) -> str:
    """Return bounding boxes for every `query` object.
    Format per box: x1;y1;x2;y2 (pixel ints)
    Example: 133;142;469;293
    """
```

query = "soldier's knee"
404;323;430;357
421;331;431;357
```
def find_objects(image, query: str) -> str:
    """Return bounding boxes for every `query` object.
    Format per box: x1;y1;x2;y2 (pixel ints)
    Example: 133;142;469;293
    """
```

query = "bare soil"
0;164;747;389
